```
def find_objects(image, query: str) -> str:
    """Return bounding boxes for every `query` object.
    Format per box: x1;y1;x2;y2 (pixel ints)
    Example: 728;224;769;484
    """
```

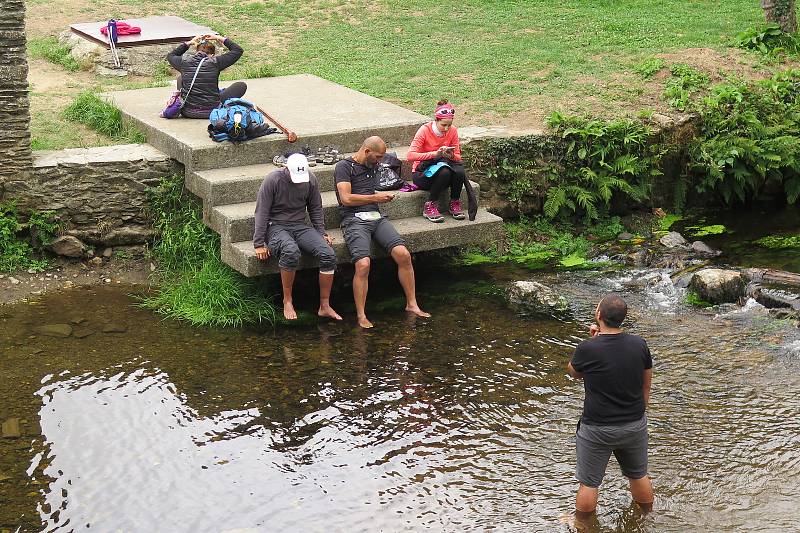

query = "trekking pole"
107;19;121;67
254;104;298;143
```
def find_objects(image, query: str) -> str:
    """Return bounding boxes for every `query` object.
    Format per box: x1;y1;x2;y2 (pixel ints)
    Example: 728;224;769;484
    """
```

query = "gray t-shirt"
252;168;324;248
333;157;378;220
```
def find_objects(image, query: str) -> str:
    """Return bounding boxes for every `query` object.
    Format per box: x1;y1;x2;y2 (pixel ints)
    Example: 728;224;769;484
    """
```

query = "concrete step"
209;181;481;243
222;209;504;277
187;147;411;207
107;74;427;171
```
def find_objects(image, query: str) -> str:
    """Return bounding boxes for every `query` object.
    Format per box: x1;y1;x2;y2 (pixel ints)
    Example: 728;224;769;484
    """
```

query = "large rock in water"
660;231;688;248
506;281;569;315
689;269;746;304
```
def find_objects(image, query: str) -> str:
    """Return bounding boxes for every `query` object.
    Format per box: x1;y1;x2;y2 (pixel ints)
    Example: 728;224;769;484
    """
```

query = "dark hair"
197;42;216;55
436;99;448;106
598;294;627;328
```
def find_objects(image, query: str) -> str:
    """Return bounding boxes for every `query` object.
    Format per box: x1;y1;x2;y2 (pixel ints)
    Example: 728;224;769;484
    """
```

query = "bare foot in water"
405;305;431;318
357;315;374;329
283;301;297;320
318;305;342;321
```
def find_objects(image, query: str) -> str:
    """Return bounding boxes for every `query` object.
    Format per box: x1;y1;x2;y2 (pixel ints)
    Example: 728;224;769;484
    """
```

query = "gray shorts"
340;216;405;262
576;415;648;488
267;222;336;272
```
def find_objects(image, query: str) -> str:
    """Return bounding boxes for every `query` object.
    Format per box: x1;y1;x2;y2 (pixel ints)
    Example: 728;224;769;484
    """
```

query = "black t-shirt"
333;157;378;220
570;332;653;425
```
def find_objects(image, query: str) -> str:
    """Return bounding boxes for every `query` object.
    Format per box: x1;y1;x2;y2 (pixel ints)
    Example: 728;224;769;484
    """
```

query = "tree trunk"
761;0;798;33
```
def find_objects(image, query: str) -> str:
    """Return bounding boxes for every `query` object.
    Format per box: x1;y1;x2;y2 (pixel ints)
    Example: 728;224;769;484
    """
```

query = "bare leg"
390;245;430;318
317;272;342;320
280;269;297;320
575;484;599;517
629;476;654;512
353;257;372;328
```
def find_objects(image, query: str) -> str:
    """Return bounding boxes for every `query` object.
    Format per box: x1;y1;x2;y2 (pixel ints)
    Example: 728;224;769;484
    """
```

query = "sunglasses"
436;108;455;115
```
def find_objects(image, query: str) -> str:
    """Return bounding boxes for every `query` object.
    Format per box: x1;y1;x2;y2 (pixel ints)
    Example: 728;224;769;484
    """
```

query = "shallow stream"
2;254;799;532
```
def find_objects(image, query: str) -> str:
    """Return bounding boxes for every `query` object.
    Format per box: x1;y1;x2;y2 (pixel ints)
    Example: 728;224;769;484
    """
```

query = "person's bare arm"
567;362;584;379
336;181;395;206
643;368;652;407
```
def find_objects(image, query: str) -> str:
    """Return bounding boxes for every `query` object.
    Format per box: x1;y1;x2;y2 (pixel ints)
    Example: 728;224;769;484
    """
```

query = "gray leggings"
267;222;336;272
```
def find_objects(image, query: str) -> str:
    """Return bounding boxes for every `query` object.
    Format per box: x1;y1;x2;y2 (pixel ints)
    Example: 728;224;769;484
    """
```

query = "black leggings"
413;164;466;202
175;78;248;118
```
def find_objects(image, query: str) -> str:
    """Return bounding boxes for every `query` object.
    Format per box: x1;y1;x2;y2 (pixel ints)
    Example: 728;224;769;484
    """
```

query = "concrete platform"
209;182;481;243
222;209;504;276
107;75;427;171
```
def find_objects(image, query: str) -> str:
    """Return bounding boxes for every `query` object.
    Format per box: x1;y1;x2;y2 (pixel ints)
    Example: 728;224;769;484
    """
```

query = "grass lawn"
25;0;781;149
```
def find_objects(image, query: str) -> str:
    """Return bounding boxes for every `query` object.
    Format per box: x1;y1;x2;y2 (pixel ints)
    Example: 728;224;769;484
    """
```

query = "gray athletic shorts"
340;216;405;262
576;415;648;488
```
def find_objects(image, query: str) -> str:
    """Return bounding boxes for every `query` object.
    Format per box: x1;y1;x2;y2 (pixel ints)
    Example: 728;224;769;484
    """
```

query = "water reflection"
1;272;799;532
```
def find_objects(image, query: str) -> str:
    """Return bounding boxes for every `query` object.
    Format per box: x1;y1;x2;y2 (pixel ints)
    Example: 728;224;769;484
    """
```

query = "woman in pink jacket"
406;100;468;223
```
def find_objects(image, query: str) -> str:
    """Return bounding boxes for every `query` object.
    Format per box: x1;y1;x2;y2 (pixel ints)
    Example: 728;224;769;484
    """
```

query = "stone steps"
107;74;504;277
222;209;504;276
209;181;481;243
187;146;411;207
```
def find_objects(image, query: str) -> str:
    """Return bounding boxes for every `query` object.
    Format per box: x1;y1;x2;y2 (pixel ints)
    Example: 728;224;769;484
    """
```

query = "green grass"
27;36;82;71
63;92;145;143
141;176;278;328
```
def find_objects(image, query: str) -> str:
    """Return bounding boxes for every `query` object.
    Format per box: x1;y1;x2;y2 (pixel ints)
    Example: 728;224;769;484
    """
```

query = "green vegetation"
0;201;59;273
685;291;714;308
27;36;82;71
736;23;799;58
633;57;665;79
658;213;683;231
663;63;710;110
63;92;145;143
460;216;624;270
141;176;277;327
682;69;800;208
754;234;800;249
686;224;727;237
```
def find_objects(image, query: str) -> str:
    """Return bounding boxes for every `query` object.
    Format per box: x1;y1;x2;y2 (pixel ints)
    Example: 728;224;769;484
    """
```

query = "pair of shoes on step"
314;146;344;165
423;200;466;223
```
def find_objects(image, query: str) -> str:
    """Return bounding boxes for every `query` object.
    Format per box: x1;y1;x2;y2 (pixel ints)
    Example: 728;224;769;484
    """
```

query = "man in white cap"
253;153;341;321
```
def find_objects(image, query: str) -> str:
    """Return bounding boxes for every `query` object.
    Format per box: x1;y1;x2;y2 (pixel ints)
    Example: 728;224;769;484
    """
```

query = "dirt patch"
658;47;772;82
0;256;154;306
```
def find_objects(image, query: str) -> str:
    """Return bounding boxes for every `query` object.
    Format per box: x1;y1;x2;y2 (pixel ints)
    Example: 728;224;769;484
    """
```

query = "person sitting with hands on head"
166;34;246;119
334;136;430;329
406;99;469;223
253;153;342;322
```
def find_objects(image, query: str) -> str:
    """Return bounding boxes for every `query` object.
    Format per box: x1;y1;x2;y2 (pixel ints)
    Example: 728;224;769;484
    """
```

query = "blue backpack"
208;98;277;142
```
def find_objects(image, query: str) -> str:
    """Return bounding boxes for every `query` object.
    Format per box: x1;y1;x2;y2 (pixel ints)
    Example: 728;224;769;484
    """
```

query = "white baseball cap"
286;153;310;183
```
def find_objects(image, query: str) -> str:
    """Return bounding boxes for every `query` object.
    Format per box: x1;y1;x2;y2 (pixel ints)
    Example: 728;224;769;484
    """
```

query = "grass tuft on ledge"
63;92;145;144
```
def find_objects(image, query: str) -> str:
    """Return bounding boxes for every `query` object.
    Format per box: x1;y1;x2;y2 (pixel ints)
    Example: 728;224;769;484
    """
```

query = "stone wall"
2;145;182;246
0;0;33;183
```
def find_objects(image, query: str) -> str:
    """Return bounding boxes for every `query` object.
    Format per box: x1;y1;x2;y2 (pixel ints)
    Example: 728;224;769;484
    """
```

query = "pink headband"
434;104;455;120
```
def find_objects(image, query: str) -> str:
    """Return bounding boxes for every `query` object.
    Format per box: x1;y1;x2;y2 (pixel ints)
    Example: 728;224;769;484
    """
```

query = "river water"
2;256;799;532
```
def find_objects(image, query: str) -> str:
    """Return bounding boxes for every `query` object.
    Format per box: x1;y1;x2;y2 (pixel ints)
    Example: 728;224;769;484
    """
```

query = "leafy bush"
736;24;799;57
754;234;800;249
63;92;145;143
141;176;277;327
684;69;800;206
0;200;58;273
633;57;665;79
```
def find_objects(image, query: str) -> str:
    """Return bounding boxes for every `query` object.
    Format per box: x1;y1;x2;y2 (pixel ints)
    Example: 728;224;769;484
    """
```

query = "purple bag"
160;90;182;119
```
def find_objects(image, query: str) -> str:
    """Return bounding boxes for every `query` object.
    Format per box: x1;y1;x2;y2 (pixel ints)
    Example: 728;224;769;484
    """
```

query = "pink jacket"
406;122;462;172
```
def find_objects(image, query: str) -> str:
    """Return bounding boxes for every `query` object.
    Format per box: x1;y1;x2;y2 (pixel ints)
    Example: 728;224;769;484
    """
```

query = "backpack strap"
180;57;207;110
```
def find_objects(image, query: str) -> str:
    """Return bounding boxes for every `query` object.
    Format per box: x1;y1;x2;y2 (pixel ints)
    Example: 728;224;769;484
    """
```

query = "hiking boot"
423;201;444;223
272;154;287;167
449;199;466;220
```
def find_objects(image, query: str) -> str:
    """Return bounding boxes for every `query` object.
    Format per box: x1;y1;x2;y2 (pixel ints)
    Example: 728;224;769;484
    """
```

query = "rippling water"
1;266;799;532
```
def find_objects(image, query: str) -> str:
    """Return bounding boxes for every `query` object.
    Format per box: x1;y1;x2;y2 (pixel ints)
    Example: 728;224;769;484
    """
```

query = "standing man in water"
567;294;654;519
334;136;430;328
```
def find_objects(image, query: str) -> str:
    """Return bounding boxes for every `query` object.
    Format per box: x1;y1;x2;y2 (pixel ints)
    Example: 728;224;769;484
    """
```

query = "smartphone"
441;146;455;151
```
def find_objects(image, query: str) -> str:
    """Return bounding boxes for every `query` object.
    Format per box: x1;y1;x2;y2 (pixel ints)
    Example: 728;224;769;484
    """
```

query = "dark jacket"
166;38;244;116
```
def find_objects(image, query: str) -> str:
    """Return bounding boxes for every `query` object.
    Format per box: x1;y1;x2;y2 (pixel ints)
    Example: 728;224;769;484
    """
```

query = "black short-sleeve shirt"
570;332;653;425
334;157;379;220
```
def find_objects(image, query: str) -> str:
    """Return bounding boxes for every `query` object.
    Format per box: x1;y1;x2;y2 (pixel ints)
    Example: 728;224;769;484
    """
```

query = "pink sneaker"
449;199;466;220
423;201;444;223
